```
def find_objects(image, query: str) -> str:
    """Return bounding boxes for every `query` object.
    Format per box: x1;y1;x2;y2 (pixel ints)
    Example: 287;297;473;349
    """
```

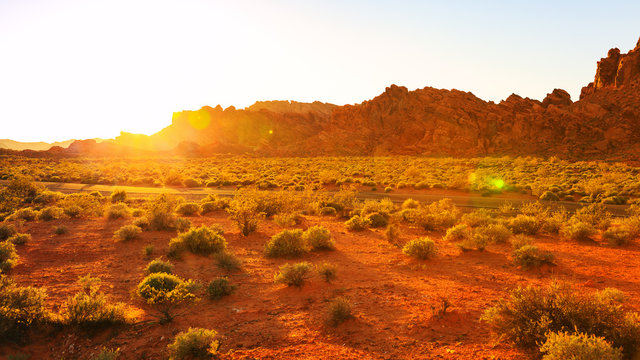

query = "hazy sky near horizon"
1;0;639;142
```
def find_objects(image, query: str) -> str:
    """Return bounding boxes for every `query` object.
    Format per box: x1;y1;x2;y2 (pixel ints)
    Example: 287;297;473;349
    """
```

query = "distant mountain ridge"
4;36;640;159
0;138;105;151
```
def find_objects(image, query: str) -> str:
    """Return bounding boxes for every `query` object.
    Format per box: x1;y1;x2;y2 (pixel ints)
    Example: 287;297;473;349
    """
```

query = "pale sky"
1;0;639;142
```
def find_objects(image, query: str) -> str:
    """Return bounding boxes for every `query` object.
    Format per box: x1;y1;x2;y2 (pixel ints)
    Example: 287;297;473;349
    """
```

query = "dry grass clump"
302;225;335;251
326;297;353;327
113;224;142;241
265;229;307;258
344;215;371;231
176;202;201;216
60;275;132;327
146;258;173;274
402;237;437;260
0;241;18;273
168;225;227;257
540;331;623;360
214;251;243;272
0;275;50;339
316;262;337;282
206;277;235;300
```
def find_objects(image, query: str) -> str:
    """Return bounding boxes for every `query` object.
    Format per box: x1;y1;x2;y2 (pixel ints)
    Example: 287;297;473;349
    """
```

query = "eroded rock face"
63;36;639;160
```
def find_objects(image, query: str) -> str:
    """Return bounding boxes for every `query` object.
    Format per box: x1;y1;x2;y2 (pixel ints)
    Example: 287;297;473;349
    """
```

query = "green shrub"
273;262;311;287
146;259;173;274
0;223;17;240
508;215;541;235
0;241;18;273
137;273;197;323
344;215;371;231
540;331;623;360
61;276;130;327
168;226;227;257
265;229;307;258
561;221;596;242
8;233;30;245
167;328;220;359
327;297;353;327
206;277;235;300
110;189;127;203
0;276;50;338
316;262;337;282
113;224;142;241
106;203;130;220
481;282;640;355
214;251;242;272
402;237;437;260
302;225;334;251
37;206;64;221
513;245;554;268
176;203;200;216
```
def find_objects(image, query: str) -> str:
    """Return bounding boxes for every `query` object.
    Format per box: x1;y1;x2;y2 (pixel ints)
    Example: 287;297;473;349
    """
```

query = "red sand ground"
2;211;640;359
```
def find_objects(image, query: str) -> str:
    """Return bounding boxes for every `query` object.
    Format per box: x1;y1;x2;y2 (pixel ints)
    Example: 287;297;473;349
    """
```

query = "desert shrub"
458;233;490;251
54;225;68;235
542;210;568;234
206;277;235;300
143;244;155;257
460;209;497;228
513;245;554;268
596;288;627;304
573;203;612;230
176;202;200;216
0;241;18;273
61;275;130;327
110;189;127;203
414;199;460;230
182;178;201;188
539;191;560;201
540;331;623;360
167;328;220;359
327;297;353;326
59;193;103;218
214;251;242;272
3;176;42;203
510;234;533;250
226;197;262;236
144;194;181;231
508;215;541;235
137;273;197;322
385;223;400;244
481;282;640;356
106;203;130;220
168;226;227;257
402;237;437;260
131;208;143;217
401;198;419;210
366;212;388;228
273;262;311;287
302;225;334;251
443;223;472;242
316;262;337;282
37;206;64;221
265;229;307;257
360;198;395;217
133;217;150;230
344;215;371;231
33;190;64;205
0;223;17;240
146;259;173;274
113;224;142;241
274;212;301;228
8;233;30;245
92;348;120;360
474;223;512;244
0;276;50;338
90;191;103;198
319;206;337;216
174;217;192;233
10;207;37;221
603;227;633;246
561;221;596;242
